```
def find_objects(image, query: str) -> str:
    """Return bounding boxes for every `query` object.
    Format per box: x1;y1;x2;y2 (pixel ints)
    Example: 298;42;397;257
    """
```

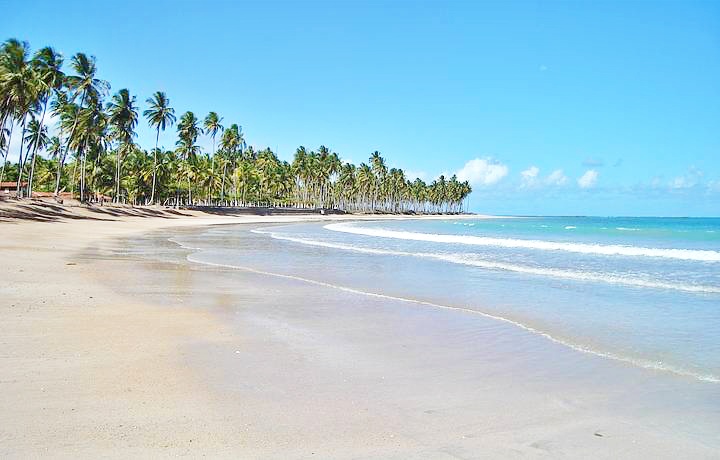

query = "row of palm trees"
1;39;472;213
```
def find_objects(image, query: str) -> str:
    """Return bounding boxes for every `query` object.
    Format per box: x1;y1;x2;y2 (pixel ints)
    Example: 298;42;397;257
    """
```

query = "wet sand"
1;205;718;458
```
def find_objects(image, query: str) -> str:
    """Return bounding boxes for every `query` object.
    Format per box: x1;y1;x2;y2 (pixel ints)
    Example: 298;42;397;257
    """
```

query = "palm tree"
76;97;109;200
46;135;61;162
62;53;108;201
218;123;242;204
203;111;223;203
369;151;386;212
26;46;63;196
176;111;202;205
24;118;48;195
52;91;74;195
0;39;39;197
107;88;138;203
143;91;175;204
2;39;475;214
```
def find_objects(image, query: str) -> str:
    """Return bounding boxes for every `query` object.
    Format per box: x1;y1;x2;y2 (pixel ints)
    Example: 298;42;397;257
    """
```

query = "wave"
178;240;719;384
252;229;720;294
325;223;720;262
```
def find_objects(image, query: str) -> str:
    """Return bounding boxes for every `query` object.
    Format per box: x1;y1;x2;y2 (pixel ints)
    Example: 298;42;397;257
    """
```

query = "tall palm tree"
0;39;39;197
76;97;109;200
218;123;241;203
24;117;48;195
203;111;223;203
63;53;108;201
52;91;74;195
176;111;202;205
26;46;63;196
107;88;138;203
2;39;475;214
369;151;386;212
143;91;175;204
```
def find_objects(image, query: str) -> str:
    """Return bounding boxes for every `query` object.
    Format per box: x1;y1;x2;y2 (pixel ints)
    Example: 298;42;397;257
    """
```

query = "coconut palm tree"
176;111;202;205
26;46;63;196
76;97;109;200
203;111;223;203
107;88;138;202
369;151;386;212
0;39;39;197
143;91;175;204
24;118;48;195
52;91;75;195
218;123;242;203
2;38;475;214
63;53;108;201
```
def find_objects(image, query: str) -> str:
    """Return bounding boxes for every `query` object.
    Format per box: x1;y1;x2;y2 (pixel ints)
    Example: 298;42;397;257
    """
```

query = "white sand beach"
1;203;717;458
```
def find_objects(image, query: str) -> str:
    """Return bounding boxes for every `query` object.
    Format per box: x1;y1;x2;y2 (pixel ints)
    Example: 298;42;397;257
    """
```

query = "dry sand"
0;201;717;458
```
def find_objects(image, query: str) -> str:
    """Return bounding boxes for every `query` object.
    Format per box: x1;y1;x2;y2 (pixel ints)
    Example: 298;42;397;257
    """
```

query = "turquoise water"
175;217;720;383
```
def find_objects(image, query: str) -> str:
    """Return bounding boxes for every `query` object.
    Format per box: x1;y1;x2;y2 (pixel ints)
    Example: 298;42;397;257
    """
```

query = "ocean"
172;216;720;384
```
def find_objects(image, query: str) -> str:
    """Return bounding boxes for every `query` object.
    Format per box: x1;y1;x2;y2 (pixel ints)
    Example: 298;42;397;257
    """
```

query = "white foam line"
177;243;718;384
324;223;720;262
251;230;720;294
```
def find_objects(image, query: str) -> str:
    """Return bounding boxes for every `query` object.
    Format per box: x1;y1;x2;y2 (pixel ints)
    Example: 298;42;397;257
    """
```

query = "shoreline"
1;205;717;457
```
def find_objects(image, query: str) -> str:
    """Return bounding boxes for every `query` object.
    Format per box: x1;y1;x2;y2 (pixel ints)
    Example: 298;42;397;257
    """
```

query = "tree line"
0;38;472;213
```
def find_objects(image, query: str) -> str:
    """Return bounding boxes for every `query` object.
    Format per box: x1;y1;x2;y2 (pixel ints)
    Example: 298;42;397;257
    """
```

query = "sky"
2;0;719;216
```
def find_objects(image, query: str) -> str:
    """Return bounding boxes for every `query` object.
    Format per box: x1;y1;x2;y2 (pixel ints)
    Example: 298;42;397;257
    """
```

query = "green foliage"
0;38;471;211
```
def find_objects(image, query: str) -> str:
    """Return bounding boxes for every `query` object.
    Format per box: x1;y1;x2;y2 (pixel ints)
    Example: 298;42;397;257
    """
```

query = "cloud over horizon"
455;158;508;187
670;167;703;190
578;169;599;189
520;166;540;187
519;166;568;188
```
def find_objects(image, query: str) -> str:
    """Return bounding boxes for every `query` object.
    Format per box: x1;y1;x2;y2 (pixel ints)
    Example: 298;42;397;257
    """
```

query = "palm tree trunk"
150;129;159;204
210;137;215;205
70;156;78;196
53;127;67;196
27;100;49;198
15;114;28;198
57;90;87;198
115;146;122;203
187;164;192;206
81;148;87;203
53;148;65;196
0;121;14;185
220;162;227;205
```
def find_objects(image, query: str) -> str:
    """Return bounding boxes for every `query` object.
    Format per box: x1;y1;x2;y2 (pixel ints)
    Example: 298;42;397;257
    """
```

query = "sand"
0;202;717;458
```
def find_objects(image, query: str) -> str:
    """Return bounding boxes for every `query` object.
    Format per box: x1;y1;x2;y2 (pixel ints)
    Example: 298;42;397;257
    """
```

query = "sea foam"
324;223;720;262
251;229;720;294
180;237;720;384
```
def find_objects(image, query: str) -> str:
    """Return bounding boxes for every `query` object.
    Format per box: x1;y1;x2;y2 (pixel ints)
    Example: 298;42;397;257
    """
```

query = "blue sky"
3;0;719;216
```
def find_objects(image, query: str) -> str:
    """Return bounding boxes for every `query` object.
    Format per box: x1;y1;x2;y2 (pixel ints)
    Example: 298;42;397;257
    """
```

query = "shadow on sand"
0;198;341;223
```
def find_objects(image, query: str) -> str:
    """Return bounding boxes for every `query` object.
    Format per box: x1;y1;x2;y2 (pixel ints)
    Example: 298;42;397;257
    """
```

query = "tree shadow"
0;199;345;223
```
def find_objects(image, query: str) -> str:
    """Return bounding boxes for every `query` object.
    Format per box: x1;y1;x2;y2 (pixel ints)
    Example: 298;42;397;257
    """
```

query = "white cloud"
519;167;567;189
520;166;540;188
670;167;703;190
546;169;567;186
670;176;693;189
455;158;508;187
577;169;598;189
